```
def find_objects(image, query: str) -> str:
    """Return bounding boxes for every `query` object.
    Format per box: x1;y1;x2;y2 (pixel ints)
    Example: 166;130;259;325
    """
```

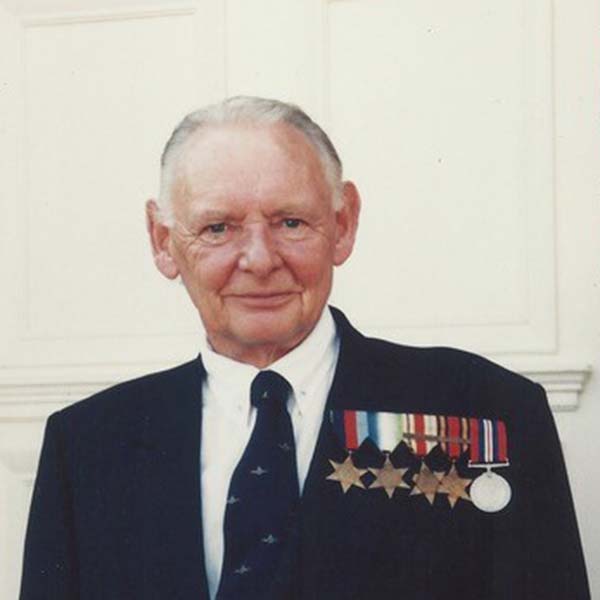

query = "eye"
207;223;227;234
198;222;232;244
282;218;302;229
277;217;308;240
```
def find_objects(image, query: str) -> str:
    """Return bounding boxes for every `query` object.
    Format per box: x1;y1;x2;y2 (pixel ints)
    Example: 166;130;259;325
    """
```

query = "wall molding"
520;367;592;411
325;0;557;355
20;5;197;27
0;363;591;422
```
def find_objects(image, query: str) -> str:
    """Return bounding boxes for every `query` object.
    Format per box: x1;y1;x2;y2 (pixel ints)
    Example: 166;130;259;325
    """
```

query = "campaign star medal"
437;464;472;508
369;454;410;498
327;454;367;493
410;463;445;505
468;417;512;512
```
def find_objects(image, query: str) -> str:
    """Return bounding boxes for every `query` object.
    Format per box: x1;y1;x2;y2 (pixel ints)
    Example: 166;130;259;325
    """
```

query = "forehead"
175;122;329;207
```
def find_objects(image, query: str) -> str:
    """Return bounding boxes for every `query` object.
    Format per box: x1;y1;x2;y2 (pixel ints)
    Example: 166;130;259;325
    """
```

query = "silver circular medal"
470;470;512;513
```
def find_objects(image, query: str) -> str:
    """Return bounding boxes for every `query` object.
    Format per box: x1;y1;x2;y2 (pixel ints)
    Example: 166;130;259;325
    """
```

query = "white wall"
550;0;600;589
0;0;598;597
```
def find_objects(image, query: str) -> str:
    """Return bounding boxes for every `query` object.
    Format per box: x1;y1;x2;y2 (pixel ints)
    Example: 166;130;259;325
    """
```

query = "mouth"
227;292;298;308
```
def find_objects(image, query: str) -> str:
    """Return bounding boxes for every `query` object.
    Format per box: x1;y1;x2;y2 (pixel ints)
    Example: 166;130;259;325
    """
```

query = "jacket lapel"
298;307;395;599
135;358;211;600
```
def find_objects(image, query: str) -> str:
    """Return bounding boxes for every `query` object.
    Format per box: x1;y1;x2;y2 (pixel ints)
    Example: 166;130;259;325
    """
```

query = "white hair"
157;96;344;225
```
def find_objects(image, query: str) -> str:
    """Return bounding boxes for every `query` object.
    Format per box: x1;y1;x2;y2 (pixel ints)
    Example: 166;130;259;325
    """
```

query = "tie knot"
250;370;291;408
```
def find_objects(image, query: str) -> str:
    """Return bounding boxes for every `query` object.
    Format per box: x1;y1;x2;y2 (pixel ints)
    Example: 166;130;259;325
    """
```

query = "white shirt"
199;308;340;599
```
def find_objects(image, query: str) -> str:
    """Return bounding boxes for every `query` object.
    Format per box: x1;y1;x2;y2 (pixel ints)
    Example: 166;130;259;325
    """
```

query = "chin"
232;309;312;350
209;297;322;355
234;318;301;347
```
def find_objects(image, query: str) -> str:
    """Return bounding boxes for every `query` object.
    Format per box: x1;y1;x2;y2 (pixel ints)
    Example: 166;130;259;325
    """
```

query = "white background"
0;0;598;597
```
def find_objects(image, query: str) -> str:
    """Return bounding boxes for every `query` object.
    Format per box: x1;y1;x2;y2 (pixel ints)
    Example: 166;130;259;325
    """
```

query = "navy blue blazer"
20;307;589;599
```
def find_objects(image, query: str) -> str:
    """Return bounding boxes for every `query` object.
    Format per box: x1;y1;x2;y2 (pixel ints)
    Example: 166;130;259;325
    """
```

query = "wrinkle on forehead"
172;122;331;215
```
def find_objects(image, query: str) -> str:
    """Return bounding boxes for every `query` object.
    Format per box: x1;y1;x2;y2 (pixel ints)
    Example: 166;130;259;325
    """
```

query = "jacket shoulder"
332;306;544;415
358;334;544;415
374;336;535;385
50;359;203;430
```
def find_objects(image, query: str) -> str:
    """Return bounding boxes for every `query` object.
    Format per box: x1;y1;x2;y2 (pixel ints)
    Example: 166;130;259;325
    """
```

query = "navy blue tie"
217;370;300;600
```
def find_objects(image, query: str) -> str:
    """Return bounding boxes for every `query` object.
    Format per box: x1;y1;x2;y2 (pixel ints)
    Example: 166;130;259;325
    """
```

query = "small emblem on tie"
261;534;278;544
234;564;251;575
226;495;240;505
278;442;292;452
250;466;268;476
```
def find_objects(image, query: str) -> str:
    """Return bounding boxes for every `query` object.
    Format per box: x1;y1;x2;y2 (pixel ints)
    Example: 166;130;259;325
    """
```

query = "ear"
333;181;361;266
145;199;180;279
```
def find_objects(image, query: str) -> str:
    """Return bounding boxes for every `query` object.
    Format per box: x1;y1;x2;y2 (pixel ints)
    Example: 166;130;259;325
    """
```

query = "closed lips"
228;292;298;305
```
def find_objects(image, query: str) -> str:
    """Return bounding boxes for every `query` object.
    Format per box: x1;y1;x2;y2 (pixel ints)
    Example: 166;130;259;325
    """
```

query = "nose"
237;223;283;276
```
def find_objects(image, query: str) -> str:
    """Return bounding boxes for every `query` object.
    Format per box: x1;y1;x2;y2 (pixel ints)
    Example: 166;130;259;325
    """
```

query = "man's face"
147;122;359;366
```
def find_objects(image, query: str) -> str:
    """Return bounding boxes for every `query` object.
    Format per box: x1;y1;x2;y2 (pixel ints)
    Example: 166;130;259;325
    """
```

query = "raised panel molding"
0;364;591;423
326;0;557;356
2;0;197;19
20;4;196;26
3;1;211;371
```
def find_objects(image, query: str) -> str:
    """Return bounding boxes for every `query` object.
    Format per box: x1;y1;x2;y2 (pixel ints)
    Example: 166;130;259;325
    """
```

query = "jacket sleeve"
520;384;590;599
20;412;79;600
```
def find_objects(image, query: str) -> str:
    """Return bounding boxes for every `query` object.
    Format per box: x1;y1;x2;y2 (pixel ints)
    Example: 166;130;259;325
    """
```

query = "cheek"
282;241;334;287
180;246;240;294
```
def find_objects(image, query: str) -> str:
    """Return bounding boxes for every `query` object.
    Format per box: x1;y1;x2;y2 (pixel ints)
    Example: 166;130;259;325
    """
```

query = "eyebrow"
269;203;313;218
188;209;233;224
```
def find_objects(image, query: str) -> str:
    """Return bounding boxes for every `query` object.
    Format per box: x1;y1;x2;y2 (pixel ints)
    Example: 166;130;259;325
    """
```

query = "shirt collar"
268;308;337;416
199;307;338;415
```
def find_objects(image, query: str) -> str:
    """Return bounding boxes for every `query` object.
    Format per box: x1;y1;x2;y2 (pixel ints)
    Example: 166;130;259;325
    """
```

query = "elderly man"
20;97;589;600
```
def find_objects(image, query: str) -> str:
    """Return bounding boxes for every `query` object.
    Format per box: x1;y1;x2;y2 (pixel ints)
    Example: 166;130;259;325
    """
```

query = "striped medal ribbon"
403;413;438;457
437;415;470;460
468;417;512;513
329;410;470;458
468;417;508;466
329;409;405;452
